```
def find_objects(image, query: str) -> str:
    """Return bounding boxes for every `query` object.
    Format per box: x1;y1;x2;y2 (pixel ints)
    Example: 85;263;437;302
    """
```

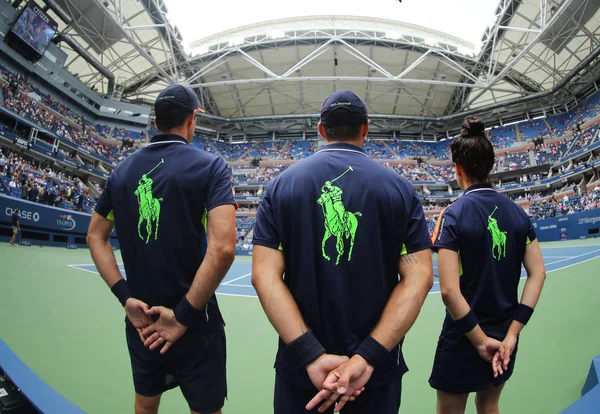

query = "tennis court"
1;239;599;413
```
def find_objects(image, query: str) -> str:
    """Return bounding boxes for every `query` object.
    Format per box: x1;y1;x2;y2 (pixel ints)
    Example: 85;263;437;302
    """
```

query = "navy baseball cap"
155;84;205;116
320;90;368;126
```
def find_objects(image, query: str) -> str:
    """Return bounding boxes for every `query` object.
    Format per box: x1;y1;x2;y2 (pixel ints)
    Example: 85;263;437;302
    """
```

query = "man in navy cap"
251;90;434;413
87;84;236;414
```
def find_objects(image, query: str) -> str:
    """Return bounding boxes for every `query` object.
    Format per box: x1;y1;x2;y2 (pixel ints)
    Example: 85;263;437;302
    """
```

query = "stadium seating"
519;120;550;140
488;125;517;148
236;217;256;250
363;140;394;159
3;64;600;242
528;189;600;221
424;163;454;181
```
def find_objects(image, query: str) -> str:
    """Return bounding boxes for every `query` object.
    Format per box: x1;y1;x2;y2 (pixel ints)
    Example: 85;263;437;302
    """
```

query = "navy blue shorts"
429;331;518;394
125;321;227;413
274;373;402;414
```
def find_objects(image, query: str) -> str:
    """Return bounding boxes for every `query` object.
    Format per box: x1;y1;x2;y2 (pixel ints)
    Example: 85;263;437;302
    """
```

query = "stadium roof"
47;0;600;135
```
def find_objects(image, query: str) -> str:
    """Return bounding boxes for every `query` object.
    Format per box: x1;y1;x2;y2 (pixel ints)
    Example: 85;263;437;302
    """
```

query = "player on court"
251;90;434;414
10;209;20;246
87;84;236;414
429;116;547;414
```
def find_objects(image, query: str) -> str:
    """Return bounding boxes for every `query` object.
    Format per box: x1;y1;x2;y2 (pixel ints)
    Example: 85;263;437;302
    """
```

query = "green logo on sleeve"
134;158;164;244
487;205;507;260
317;166;362;265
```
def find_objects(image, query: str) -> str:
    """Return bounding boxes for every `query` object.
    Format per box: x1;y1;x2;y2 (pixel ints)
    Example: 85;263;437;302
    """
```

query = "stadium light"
532;115;546;120
503;120;522;127
424;38;437;47
386;31;402;40
191;45;209;56
229;37;244;47
268;31;285;39
457;46;474;57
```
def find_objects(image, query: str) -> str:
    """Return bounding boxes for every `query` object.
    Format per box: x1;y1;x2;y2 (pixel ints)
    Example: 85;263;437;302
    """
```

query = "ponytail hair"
451;116;495;181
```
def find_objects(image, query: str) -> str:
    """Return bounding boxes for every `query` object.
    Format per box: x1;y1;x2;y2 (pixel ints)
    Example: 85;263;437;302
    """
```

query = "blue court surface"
69;244;600;298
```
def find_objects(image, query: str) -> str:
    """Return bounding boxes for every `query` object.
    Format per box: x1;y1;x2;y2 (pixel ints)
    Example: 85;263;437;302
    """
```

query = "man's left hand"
141;306;187;354
124;298;152;343
306;354;374;413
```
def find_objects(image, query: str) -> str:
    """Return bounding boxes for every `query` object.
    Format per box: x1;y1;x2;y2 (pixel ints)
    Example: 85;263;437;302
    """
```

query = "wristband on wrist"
111;279;132;307
286;331;325;367
173;296;204;327
454;309;479;334
513;303;534;325
355;336;389;368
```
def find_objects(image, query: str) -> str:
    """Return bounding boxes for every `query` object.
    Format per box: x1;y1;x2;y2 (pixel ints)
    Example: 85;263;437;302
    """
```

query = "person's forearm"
88;237;123;288
185;245;234;310
441;287;488;346
506;271;546;337
370;276;431;351
253;272;308;344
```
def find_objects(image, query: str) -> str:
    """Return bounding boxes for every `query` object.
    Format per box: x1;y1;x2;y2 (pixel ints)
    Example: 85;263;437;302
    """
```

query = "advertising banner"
533;209;600;242
0;194;93;234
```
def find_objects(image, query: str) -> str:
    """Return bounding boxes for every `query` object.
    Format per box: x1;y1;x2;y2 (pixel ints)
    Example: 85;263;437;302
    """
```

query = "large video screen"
10;3;58;55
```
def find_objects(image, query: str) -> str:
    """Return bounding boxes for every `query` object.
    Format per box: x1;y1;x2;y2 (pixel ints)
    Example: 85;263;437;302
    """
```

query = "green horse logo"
487;205;507;260
134;158;164;244
317;166;362;265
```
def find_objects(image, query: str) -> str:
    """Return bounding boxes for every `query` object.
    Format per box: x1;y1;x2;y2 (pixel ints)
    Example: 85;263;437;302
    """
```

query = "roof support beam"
281;39;334;78
237;50;280;79
465;0;575;108
396;49;432;80
188;76;522;93
337;39;395;79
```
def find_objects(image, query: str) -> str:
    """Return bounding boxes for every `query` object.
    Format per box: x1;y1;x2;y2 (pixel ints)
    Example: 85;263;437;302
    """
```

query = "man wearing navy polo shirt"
87;84;236;414
251;90;434;413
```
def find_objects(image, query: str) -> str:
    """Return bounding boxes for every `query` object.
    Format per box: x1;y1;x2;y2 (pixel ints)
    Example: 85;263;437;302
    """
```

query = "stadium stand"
489;124;517;148
2;64;600;249
0;147;93;213
528;188;600;221
519;119;551;140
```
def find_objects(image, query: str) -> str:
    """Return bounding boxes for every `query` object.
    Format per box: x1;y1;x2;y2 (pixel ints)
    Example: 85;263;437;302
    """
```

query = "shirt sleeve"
95;175;114;221
402;189;434;255
252;183;281;250
526;216;537;245
206;158;237;211
431;206;459;252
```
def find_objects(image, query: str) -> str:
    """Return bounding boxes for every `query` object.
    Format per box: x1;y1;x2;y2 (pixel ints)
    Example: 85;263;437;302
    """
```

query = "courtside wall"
533;209;600;242
0;194;118;248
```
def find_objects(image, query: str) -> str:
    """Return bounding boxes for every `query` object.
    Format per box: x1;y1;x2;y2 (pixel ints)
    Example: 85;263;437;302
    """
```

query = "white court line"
429;250;600;293
73;248;600;300
222;272;252;285
67;264;99;275
222;250;600;293
216;292;257;298
541;244;600;249
430;248;600;286
216;252;600;299
221;283;252;288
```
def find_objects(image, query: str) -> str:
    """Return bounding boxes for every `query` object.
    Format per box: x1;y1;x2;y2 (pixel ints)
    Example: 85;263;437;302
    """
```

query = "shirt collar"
317;142;368;156
149;134;187;145
464;182;494;195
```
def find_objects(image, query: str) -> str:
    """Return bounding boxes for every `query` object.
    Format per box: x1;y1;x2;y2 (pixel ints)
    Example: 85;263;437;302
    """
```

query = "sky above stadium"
163;0;500;50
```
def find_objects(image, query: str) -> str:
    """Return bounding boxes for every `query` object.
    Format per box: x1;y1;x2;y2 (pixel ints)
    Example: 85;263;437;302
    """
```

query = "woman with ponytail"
429;116;547;414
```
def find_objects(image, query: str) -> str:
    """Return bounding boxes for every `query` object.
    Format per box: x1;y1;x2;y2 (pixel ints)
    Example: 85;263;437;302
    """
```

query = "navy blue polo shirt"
253;142;432;388
95;134;236;331
11;213;18;226
432;183;536;333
